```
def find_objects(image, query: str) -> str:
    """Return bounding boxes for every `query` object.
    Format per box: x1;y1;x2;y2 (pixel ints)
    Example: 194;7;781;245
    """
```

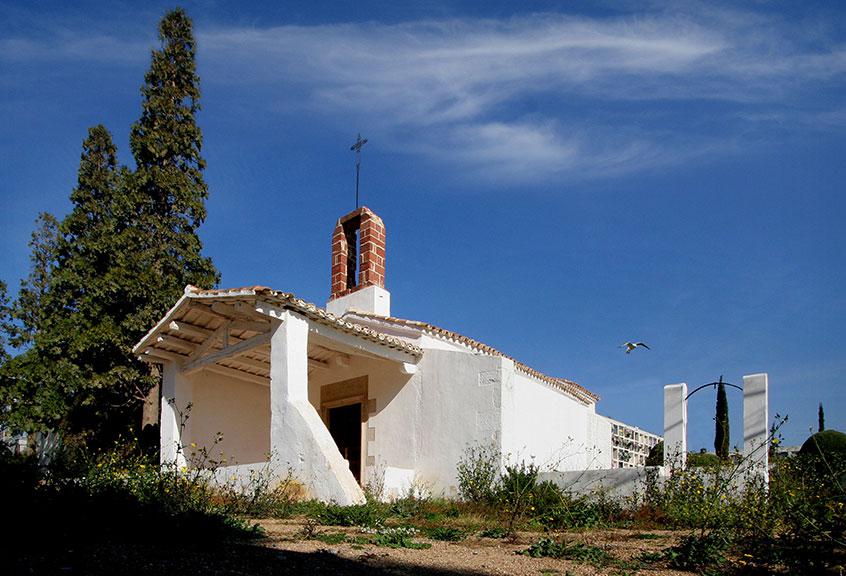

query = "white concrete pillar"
269;310;365;504
663;383;687;468
160;361;193;468
270;312;310;406
743;373;769;484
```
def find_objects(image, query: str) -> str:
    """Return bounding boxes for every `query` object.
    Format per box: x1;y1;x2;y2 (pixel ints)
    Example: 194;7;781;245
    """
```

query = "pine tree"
714;380;730;459
819;403;825;432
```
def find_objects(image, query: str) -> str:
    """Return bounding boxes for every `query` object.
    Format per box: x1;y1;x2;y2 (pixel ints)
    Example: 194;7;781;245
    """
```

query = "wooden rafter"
183;332;271;376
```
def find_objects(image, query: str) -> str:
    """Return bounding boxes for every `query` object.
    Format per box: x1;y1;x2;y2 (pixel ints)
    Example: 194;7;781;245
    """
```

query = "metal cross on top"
350;133;368;208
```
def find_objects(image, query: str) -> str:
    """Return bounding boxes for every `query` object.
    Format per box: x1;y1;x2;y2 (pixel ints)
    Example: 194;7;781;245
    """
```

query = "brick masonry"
330;206;386;301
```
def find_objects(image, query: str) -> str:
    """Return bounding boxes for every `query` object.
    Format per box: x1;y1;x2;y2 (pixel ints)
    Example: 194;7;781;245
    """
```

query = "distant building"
608;418;662;468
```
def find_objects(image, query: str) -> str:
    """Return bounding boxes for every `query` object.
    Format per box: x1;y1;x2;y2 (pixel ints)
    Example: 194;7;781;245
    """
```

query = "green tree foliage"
0;9;218;444
0;280;12;363
714;381;729;459
800;430;846;459
128;7;219;329
0;213;71;433
819;402;825;432
12;213;60;347
645;440;664;466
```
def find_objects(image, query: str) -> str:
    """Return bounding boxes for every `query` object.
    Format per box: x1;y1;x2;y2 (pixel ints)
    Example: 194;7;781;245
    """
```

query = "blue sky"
1;0;844;450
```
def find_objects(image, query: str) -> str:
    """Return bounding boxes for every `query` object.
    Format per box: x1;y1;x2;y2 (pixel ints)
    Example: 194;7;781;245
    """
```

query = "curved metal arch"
685;375;743;401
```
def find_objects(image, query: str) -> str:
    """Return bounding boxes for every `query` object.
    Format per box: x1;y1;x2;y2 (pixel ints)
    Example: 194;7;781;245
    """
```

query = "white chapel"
134;206;659;504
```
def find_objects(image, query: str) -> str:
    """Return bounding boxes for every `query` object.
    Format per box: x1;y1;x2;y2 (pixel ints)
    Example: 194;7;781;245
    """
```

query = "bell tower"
326;206;390;317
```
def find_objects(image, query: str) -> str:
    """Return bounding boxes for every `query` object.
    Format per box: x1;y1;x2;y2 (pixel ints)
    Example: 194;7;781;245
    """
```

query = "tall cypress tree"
129;7;219;330
819;403;825;432
714;381;730;459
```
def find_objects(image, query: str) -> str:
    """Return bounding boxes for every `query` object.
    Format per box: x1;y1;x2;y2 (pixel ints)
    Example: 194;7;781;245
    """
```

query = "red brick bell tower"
326;206;390;317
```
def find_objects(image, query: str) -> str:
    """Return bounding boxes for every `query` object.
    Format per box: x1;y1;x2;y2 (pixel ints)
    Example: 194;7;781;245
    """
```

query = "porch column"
269;310;365;504
160;361;193;468
743;373;769;485
663;383;687;469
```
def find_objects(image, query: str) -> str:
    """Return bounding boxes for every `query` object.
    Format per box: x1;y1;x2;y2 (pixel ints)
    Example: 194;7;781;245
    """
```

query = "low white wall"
540;467;662;499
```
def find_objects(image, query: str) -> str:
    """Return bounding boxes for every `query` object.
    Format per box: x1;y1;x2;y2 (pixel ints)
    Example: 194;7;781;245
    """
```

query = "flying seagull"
621;342;650;354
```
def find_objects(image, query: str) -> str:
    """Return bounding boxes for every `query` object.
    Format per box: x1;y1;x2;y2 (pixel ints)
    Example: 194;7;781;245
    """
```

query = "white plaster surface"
501;362;607;471
540;467;662;499
416;349;504;497
588;414;614;468
743;373;769;483
382;466;416;500
663;383;687;468
188;370;269;465
270;311;365;504
327;285;390;317
161;361;193;468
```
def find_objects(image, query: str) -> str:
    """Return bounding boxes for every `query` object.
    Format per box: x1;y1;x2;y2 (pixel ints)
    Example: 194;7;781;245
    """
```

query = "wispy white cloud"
4;4;844;183
193;8;844;182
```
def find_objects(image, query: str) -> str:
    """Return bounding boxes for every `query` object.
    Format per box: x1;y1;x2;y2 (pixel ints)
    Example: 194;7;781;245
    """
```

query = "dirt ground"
14;518;696;575
252;518;692;576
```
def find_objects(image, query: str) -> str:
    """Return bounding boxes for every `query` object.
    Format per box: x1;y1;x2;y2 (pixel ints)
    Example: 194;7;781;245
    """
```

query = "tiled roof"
184;286;423;356
346;312;599;405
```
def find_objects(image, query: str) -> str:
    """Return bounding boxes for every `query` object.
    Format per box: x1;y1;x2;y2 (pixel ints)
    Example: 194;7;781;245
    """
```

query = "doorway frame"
320;376;368;485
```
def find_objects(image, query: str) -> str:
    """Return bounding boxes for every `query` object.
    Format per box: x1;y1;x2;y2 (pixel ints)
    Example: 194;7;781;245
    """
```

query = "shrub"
537;490;622;529
479;526;507;538
313;501;387;527
799;430;846;460
663;532;728;573
498;459;539;534
456;442;500;504
686;450;723;468
520;537;614;568
427;526;466;541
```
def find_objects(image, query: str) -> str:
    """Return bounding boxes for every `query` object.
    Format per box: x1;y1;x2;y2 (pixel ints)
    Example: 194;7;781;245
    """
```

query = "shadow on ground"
14;541;493;576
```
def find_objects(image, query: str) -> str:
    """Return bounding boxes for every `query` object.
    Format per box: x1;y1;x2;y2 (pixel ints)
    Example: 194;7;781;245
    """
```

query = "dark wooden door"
327;403;362;483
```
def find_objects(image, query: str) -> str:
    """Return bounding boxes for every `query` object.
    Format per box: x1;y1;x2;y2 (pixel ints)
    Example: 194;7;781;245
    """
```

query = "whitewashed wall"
308;351;418;495
540;467;660;499
415;349;504;497
501;360;604;472
588;413;614;469
188;371;270;466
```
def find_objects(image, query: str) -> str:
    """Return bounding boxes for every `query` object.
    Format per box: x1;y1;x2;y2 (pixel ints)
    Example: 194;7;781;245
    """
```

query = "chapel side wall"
187;371;270;466
500;365;603;471
415;349;504;498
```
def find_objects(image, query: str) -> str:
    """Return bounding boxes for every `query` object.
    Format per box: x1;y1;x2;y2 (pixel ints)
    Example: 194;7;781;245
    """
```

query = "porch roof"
132;285;422;383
